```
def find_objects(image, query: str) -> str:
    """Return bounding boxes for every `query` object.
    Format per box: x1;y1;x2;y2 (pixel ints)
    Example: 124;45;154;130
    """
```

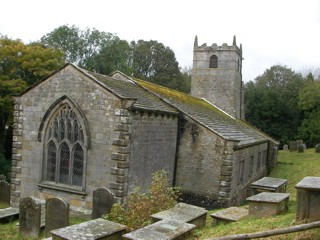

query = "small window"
249;156;254;178
44;104;86;187
209;55;218;68
238;160;244;185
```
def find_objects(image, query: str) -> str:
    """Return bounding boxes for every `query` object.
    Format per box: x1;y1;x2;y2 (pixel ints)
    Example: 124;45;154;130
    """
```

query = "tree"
297;81;320;146
245;65;304;145
0;36;64;158
131;40;189;92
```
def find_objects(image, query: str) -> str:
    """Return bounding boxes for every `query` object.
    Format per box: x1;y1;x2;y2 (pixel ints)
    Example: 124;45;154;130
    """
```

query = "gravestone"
0;180;10;204
45;198;69;237
19;197;41;238
282;144;288;151
92;187;115;219
298;144;304;153
210;207;248;225
289;141;297;152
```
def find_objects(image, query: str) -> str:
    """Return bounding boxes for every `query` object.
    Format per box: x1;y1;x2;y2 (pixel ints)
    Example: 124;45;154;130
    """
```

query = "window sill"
38;182;87;196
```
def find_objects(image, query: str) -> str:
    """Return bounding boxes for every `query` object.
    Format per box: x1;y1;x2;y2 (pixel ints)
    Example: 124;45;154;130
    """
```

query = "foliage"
42;26;191;93
0;36;64;157
244;65;304;145
0;154;11;181
106;170;179;231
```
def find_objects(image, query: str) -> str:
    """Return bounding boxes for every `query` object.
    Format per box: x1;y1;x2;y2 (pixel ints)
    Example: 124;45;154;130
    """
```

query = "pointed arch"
38;95;90;148
40;95;88;188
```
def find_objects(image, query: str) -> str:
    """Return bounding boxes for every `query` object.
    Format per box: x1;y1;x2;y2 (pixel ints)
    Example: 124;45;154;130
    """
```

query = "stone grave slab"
92;187;115;219
283;144;288;151
0;180;10;204
295;176;320;222
0;207;19;223
19;197;42;238
45;198;69;237
50;218;126;240
246;192;290;217
210;207;248;225
251;177;288;195
151;203;207;228
122;218;195;240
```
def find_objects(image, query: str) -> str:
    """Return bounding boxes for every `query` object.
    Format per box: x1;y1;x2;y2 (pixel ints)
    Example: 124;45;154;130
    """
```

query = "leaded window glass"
44;104;85;187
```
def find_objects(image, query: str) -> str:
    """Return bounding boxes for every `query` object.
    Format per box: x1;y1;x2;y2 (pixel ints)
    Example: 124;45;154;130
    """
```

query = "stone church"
10;36;278;211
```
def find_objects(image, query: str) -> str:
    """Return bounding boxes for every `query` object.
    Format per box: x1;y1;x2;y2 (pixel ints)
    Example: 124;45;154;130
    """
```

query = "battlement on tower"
194;36;242;57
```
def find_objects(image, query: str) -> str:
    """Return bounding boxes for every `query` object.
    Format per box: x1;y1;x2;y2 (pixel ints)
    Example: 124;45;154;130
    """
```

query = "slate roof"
134;79;276;147
79;65;276;147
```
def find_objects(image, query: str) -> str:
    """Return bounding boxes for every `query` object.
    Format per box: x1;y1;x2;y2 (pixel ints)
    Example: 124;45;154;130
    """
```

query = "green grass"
1;149;319;239
187;148;320;239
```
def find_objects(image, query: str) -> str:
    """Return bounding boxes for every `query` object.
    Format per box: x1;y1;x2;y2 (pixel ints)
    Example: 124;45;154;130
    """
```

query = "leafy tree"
245;65;304;145
131;40;189;92
41;25;117;68
0;36;64;159
297;81;320;146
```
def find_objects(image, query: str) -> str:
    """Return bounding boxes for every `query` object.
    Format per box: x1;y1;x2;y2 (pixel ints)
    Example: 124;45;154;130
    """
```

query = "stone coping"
251;177;287;189
50;218;126;239
151;203;207;223
210;207;248;222
295;176;320;190
246;192;290;203
122;219;195;240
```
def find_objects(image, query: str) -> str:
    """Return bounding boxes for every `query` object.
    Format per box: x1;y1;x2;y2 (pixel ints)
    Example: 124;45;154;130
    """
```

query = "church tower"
191;36;244;119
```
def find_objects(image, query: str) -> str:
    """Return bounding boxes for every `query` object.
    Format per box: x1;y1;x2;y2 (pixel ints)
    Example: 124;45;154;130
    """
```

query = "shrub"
0;154;11;182
105;170;179;231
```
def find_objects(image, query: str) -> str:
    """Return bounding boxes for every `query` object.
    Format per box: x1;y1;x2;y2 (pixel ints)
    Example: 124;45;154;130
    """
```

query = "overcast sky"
1;0;320;82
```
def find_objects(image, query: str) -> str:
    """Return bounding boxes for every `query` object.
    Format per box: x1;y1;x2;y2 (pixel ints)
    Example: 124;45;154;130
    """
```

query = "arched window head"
209;55;218;68
44;104;86;188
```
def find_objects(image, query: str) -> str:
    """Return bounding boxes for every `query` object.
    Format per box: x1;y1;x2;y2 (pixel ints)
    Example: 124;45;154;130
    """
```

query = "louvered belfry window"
209;55;218;68
45;104;85;187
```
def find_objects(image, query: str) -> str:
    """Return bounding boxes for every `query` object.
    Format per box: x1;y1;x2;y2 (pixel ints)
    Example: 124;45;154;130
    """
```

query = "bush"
105;170;179;231
0;154;11;182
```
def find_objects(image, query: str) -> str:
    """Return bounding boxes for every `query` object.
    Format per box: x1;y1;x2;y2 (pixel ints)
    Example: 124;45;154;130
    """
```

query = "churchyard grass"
188;148;320;239
1;149;320;239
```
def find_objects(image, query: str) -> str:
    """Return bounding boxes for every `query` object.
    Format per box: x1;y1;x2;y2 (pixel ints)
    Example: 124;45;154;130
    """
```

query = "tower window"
209;55;218;68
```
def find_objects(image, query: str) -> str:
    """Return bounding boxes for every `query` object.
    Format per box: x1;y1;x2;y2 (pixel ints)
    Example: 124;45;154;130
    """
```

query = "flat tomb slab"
50;218;126;240
210;207;248;225
295;176;320;190
122;219;195;240
296;177;320;222
0;207;19;222
151;203;207;228
251;177;288;194
247;192;290;217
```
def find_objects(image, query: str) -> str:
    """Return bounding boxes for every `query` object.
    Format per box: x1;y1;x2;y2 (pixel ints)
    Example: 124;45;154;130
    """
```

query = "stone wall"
175;116;225;207
11;66;121;209
191;41;243;119
128;111;178;194
229;142;269;206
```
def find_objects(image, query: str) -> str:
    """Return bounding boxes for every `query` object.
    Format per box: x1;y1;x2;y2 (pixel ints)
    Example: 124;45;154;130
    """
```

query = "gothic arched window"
209;55;218;68
44;104;86;187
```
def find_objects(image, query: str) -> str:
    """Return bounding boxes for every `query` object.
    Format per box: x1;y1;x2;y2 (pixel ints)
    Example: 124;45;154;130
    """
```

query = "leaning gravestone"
0;180;10;204
45;198;69;237
19;197;41;238
289;141;297;152
283;144;288;151
92;188;115;219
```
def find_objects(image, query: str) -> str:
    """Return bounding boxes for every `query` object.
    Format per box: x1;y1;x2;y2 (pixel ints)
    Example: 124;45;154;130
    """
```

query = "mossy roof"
80;65;275;147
